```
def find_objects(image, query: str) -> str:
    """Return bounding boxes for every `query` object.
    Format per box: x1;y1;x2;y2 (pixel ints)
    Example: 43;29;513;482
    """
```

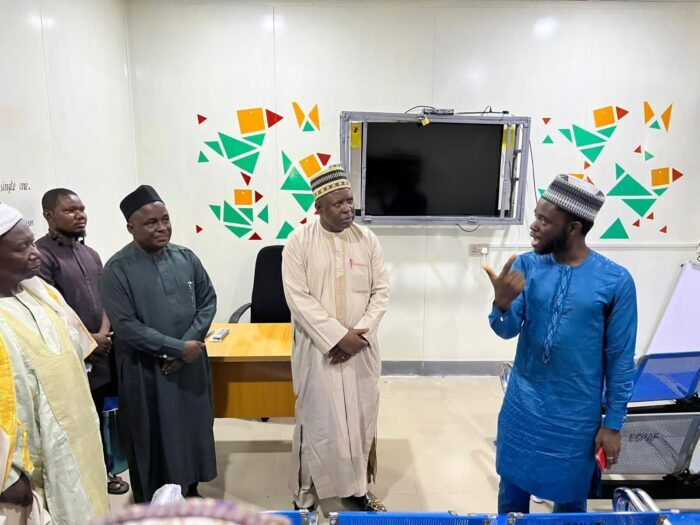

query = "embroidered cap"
309;164;351;201
542;174;605;223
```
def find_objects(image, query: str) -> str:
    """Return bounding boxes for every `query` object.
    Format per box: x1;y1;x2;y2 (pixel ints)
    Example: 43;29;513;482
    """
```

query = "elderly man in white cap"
483;174;637;514
0;203;109;524
282;165;390;512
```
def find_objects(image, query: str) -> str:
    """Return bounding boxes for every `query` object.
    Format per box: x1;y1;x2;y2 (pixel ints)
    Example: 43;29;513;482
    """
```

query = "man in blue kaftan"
484;174;637;513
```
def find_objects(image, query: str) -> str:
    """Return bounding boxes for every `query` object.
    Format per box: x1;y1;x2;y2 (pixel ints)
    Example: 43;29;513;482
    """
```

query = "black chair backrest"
250;245;291;323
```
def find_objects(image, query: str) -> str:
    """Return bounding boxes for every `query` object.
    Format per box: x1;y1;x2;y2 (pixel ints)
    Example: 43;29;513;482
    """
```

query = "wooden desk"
206;323;296;419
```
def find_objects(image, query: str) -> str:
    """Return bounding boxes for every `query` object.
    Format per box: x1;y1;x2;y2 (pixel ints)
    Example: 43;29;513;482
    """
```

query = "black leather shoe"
342;494;387;512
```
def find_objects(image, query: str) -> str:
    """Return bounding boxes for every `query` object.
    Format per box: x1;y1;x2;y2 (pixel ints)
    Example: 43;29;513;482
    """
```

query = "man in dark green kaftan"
99;185;217;503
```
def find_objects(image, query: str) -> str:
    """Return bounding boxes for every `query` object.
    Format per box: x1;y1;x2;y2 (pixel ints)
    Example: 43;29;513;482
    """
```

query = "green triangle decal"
598;125;616;138
600;218;629;240
542;135;554;144
257;205;269;224
608;174;653;197
209;204;222;220
282;151;293;175
206;141;223;157
615;163;626;179
292;192;315;212
559;128;573;143
580;144;605;163
225;224;252;238
650;120;661;130
302;121;315;132
219;132;257;159
572;124;606;147
622;198;656;217
232;151;260;174
281;167;311;191
276;221;295;240
223;201;251;225
538;189;546;196
245;133;265;146
644;151;654;161
198;151;209;163
653;187;668;196
240;207;254;222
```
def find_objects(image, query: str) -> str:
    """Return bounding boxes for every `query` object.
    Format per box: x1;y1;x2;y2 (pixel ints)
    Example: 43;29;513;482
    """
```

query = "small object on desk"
210;328;230;342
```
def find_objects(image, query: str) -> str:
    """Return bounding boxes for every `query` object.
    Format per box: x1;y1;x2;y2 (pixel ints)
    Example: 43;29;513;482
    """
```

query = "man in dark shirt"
36;188;129;495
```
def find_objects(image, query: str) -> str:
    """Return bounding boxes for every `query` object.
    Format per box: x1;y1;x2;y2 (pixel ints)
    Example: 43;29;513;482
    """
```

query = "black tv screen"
363;121;504;217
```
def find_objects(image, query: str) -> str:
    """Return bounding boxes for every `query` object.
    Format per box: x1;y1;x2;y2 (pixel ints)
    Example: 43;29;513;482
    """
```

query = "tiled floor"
109;376;700;516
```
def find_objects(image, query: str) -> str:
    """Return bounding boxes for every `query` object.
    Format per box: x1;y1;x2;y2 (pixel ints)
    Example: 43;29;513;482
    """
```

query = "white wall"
0;0;136;259
3;0;698;364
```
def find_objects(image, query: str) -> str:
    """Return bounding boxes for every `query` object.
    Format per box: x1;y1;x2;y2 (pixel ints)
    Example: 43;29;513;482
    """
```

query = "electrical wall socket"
469;244;489;257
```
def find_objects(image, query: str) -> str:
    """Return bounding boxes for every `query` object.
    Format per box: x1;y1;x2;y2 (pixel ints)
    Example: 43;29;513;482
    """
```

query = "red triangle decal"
197;114;207;125
647;212;655;220
241;173;252;186
632;220;641;227
542;117;551;125
300;218;307;225
195;225;203;233
583;161;591;169
314;209;320;215
249;232;262;240
616;107;629;119
672;168;683;181
660;226;668;234
255;191;263;203
265;109;284;128
586;176;594;184
318;153;331;166
634;145;642;153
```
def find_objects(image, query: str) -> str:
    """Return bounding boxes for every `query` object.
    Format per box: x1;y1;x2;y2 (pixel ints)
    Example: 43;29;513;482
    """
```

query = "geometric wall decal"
241;173;252;186
570;173;585;180
300;154;322;177
661;104;673;131
616;107;629;119
219;132;257;159
672;168;683;182
257;205;269;224
634;145;642;153
598;125;616;138
593;106;615;128
538;188;546;196
240;207;254;222
292;102;320;132
206;140;223;157
542;117;551;125
651;167;670;187
608;174;653;197
644;101;655;124
318;153;331;166
249;232;262;241
615;163;626;179
292;102;305;127
197;114;207;125
226;224;252;238
232;151;260;173
650;120;661;130
234;189;253;206
573;124;606;147
584;161;591;169
198;151;208;163
282;151;293;175
622;198;656;217
303;121;315;132
266;109;284;128
559;128;573;142
543;135;554;144
580;145;605;162
255;191;263;203
277;221;295;240
308;104;320;130
647;212;655;220
209;204;221;220
644;150;654;161
237;107;266;135
292;192;315;212
281;166;311;191
222;201;251;226
632;219;641;227
246;133;266;146
653;188;668;196
600;218;629;240
660;225;668;234
196;225;203;233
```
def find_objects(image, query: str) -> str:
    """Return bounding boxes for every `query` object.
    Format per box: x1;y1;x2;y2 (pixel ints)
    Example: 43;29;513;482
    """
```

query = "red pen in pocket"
596;447;607;471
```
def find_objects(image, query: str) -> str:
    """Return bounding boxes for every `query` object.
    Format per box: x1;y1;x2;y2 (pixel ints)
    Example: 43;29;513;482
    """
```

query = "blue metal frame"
497;511;667;525
630;351;700;403
329;512;493;525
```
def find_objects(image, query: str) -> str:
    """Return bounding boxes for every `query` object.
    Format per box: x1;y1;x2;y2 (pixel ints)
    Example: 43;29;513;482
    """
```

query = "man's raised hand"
482;254;525;312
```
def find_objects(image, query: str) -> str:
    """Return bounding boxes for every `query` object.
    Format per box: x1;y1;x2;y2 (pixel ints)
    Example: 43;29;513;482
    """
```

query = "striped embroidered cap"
542;174;605;222
309;164;351;201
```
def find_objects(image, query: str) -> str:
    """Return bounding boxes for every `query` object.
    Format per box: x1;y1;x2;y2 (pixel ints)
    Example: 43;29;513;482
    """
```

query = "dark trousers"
498;478;587;514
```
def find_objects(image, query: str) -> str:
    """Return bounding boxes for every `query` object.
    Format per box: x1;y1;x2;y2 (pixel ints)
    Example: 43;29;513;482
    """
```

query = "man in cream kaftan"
0;204;108;525
282;166;390;511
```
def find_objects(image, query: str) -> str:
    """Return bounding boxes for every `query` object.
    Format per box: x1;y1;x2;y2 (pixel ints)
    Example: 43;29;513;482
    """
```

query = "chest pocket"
350;262;371;293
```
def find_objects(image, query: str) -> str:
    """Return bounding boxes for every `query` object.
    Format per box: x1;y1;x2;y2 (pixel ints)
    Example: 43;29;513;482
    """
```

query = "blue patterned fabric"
488;251;637;503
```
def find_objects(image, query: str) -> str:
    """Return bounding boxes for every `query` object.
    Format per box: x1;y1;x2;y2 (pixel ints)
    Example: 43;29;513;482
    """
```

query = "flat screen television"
340;111;530;225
